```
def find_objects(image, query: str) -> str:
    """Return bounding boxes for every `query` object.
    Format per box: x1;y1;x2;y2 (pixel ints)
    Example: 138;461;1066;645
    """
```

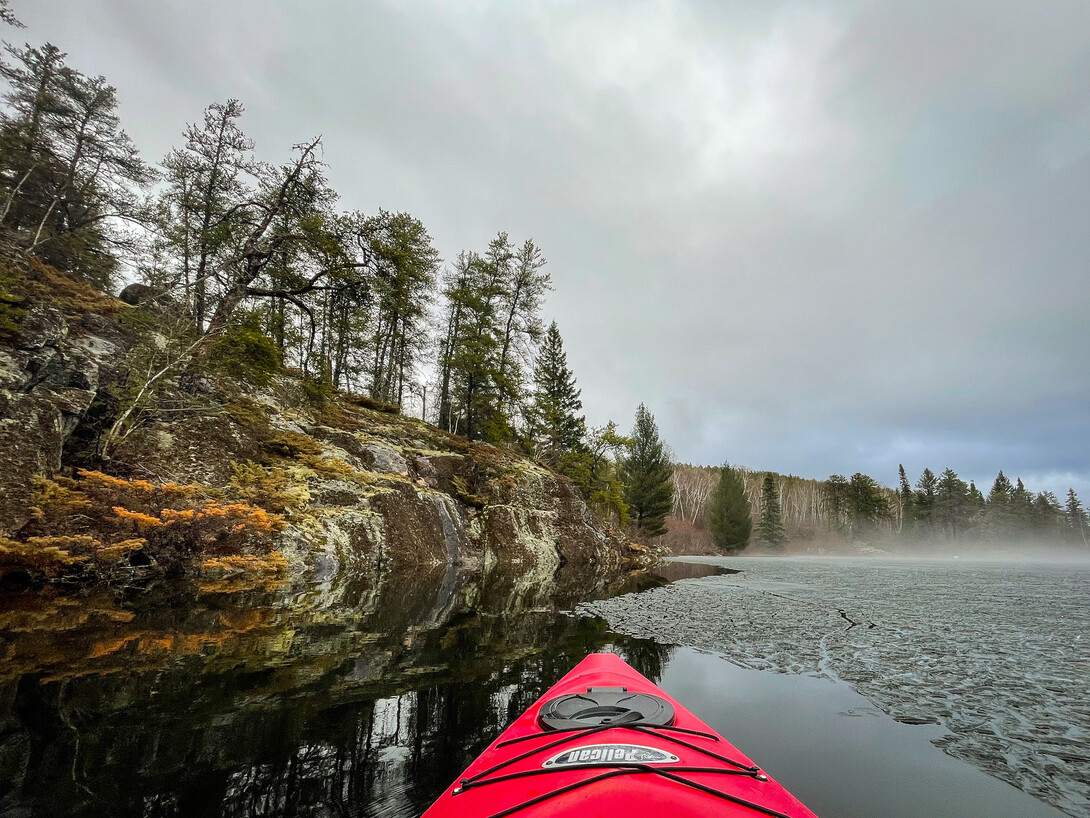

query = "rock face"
112;389;641;584
0;254;648;583
0;305;123;534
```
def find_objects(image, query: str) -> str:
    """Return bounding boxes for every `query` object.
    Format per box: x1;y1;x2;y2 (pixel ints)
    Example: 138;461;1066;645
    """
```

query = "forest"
671;463;1090;553
0;8;676;540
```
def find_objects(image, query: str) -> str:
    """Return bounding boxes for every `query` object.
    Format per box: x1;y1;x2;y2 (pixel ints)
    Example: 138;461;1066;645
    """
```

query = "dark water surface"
586;556;1088;817
0;557;1077;817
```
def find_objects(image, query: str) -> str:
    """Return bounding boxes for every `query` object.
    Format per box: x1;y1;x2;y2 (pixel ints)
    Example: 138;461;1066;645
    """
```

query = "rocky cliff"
0;251;650;589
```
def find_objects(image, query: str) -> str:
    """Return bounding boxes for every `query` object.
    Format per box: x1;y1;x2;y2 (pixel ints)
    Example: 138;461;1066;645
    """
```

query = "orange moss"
112;507;164;528
78;469;159;494
200;551;289;576
11;470;285;583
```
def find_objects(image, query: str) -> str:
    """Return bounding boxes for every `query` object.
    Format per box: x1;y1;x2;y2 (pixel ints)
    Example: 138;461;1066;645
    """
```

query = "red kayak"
422;652;819;818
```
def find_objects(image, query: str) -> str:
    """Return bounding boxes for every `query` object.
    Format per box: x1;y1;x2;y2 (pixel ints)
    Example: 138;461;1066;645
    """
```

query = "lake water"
584;556;1089;817
0;556;1084;817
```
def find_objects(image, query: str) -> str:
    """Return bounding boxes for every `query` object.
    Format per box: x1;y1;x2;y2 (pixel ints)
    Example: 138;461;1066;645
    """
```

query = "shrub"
210;311;282;387
302;376;336;408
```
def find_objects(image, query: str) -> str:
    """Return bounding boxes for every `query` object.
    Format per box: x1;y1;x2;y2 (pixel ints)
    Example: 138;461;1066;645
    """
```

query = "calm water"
0;557;1083;817
585;556;1089;817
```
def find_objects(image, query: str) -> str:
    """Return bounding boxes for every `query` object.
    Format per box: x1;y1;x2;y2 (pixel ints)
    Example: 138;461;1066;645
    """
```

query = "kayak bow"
422;652;819;818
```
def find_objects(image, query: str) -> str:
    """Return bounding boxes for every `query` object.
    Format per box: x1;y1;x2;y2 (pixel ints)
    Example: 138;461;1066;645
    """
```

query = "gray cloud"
17;0;1090;498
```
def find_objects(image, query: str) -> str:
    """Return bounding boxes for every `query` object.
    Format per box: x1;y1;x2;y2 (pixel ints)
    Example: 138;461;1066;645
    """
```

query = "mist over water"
582;555;1090;817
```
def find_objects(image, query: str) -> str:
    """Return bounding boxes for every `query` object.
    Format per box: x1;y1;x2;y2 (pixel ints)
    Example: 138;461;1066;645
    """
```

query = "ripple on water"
579;557;1090;817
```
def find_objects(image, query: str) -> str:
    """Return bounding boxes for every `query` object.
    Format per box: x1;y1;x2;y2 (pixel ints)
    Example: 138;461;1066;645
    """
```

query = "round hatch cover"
538;686;676;730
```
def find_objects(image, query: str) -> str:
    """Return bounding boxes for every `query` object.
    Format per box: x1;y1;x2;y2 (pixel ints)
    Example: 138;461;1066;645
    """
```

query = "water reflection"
0;564;670;818
610;558;737;596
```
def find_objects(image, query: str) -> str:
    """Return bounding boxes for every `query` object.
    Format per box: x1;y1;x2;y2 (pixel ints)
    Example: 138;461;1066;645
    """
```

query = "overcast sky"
18;0;1090;499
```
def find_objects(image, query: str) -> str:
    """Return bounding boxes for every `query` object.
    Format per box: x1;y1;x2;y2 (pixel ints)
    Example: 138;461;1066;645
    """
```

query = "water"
583;556;1090;817
0;557;1083;817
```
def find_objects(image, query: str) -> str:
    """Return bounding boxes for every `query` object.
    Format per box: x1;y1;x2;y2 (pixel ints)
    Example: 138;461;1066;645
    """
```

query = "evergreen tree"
529;321;586;469
1032;491;1065;540
433;249;505;439
984;470;1015;538
898;464;915;534
846;472;890;539
157;100;256;328
496;238;550;419
1065;489;1088;546
0;0;21;28
1009;478;1035;539
434;233;545;443
0;42;154;286
619;404;673;537
363;209;441;405
756;474;787;551
823;474;849;532
915;468;938;537
987;470;1013;504
968;481;985;511
935;468;971;541
707;463;751;553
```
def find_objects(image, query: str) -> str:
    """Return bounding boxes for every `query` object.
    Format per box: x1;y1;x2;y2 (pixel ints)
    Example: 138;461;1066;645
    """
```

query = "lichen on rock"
0;254;655;591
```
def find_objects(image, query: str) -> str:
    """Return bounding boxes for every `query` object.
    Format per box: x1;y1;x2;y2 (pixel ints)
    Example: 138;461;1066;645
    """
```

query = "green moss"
229;461;309;512
0;282;25;339
223;398;272;431
452;475;488;508
210;311;282;387
263;430;323;459
299;454;356;479
344;392;400;414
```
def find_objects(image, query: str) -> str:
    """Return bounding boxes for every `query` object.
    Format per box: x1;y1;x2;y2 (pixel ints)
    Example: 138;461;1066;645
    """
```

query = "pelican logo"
542;744;680;768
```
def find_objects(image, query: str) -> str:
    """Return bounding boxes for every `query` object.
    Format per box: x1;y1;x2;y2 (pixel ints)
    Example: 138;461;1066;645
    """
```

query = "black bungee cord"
450;718;794;818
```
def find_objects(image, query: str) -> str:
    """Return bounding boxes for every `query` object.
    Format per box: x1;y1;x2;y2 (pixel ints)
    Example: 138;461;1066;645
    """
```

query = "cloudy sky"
19;0;1090;498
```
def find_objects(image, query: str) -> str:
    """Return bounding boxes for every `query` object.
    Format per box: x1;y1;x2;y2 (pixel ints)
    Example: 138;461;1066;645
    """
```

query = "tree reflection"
0;567;667;817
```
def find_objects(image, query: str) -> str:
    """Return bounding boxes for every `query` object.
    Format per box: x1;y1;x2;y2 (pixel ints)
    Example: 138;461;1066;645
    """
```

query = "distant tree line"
0;10;675;538
673;461;1089;552
895;465;1087;547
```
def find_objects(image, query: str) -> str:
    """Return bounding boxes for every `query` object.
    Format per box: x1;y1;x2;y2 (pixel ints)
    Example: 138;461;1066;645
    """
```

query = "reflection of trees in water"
610;636;675;683
0;574;677;817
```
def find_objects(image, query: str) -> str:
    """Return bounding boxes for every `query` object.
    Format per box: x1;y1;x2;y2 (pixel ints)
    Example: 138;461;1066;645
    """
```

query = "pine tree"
823;474;849;532
846;472;890;539
898;464;915;535
1065;489;1088;546
936;468;971;541
619;404;673;537
435;248;506;440
915;468;938;537
707;463;751;553
968;481;985;511
496;238;550;419
363;209;441;405
0;42;154;285
529;321;586;469
984;470;1015;538
157;100;256;328
1032;491;1065;540
1007;477;1035;541
756;474;787;551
